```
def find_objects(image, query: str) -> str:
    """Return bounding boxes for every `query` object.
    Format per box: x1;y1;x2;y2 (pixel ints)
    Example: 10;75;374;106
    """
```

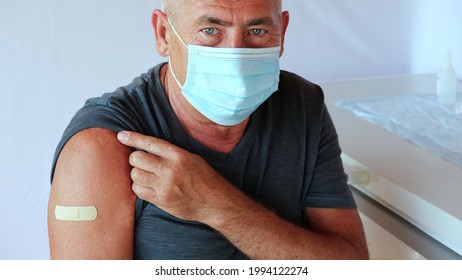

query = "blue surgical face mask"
167;17;281;126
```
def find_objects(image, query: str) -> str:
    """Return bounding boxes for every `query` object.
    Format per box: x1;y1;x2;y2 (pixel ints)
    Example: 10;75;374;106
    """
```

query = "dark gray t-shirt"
51;63;355;259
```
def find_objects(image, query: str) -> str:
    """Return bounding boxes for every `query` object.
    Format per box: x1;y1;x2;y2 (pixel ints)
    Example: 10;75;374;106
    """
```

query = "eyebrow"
246;17;277;28
195;15;277;28
196;16;232;27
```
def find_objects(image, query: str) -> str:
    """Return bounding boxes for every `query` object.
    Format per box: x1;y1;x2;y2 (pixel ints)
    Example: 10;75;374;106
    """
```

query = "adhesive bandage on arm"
54;205;98;221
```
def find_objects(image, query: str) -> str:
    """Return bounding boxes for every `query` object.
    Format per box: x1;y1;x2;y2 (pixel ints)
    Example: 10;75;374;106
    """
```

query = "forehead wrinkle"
194;15;278;29
195;15;232;27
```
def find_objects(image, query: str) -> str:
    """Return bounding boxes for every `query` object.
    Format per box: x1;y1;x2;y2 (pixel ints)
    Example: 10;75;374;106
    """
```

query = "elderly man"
48;0;369;259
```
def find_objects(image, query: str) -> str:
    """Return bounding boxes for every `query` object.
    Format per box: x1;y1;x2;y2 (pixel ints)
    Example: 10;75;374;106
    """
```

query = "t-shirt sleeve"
304;104;356;209
50;99;140;183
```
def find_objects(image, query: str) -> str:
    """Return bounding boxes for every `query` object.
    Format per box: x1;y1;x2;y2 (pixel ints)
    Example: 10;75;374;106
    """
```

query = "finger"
117;131;178;158
130;167;160;188
129;150;163;174
132;183;158;204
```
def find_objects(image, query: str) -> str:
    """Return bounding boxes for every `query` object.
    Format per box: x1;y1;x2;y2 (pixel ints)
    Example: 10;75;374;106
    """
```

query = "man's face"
165;0;288;84
169;0;283;48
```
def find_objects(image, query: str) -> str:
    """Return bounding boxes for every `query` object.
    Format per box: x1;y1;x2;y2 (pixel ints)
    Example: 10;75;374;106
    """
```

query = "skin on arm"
48;128;137;259
208;192;369;260
118;131;369;260
116;0;367;259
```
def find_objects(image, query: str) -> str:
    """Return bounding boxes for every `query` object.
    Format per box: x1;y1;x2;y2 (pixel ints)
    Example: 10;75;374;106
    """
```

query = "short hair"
161;0;282;14
160;0;167;12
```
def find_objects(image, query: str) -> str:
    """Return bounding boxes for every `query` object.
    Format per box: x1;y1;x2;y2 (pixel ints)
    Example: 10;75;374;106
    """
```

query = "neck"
160;64;248;154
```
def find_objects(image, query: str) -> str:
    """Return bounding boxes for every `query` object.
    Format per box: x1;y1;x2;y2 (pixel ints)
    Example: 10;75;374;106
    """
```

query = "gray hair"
160;0;167;12
160;0;181;19
161;0;282;14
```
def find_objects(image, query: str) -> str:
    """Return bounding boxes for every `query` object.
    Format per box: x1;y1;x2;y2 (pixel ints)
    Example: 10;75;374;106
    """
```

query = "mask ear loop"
166;17;189;89
167;17;189;49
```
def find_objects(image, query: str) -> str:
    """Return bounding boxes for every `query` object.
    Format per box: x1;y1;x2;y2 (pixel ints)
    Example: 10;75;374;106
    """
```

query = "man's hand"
117;131;229;223
117;131;369;260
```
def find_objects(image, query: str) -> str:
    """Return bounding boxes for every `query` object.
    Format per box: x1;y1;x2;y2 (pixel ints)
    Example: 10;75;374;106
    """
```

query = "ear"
279;11;290;57
152;9;170;57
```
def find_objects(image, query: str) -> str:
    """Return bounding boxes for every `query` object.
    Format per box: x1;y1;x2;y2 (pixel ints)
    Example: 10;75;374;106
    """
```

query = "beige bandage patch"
55;205;97;221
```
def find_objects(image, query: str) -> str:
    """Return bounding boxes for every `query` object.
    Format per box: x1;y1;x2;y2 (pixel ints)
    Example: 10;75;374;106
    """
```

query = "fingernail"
117;131;129;142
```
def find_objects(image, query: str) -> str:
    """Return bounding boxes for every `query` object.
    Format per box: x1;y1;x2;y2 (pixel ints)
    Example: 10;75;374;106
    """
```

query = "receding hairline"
161;0;282;14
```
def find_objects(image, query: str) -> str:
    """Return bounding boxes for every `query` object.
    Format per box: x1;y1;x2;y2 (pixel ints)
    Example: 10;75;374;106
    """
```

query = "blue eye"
202;28;216;35
251;29;264;36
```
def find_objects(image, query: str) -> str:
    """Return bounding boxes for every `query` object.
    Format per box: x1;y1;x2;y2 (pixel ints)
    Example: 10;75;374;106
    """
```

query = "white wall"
282;0;462;81
1;0;461;259
410;1;462;76
1;0;160;260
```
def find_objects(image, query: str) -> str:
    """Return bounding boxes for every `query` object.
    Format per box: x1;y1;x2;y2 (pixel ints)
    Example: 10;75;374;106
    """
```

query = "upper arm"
48;128;137;259
306;207;369;259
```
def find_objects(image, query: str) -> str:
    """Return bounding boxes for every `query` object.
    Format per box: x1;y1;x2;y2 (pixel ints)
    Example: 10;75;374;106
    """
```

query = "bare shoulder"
48;128;136;259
